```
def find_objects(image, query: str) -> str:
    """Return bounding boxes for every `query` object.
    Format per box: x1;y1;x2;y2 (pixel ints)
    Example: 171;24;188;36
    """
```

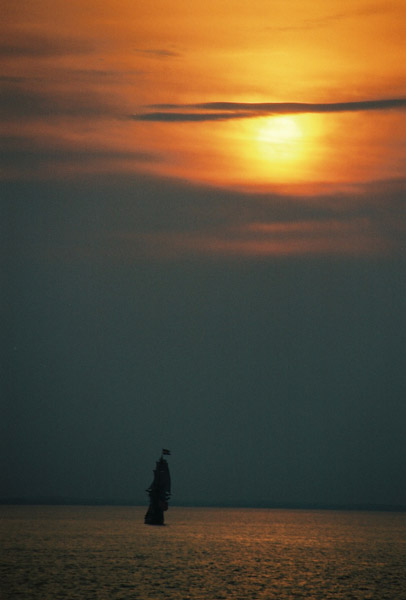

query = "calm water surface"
1;506;405;599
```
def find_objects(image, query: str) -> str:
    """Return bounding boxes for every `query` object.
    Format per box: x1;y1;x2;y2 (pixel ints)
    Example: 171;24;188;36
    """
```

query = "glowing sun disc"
257;116;302;160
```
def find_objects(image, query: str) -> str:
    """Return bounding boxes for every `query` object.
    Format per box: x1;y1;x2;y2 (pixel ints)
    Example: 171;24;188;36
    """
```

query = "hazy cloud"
134;48;181;58
264;5;387;32
0;32;95;58
0;84;120;119
0;140;158;173
103;177;406;259
4;173;401;260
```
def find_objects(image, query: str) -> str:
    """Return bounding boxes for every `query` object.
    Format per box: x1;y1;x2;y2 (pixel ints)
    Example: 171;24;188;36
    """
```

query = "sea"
1;506;405;599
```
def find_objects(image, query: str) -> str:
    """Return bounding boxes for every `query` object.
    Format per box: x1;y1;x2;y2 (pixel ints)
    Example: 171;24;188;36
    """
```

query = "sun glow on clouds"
139;106;404;193
145;113;324;189
1;0;405;257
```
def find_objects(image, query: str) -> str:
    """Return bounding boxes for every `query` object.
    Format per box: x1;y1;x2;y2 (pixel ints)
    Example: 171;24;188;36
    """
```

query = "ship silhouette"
144;449;171;525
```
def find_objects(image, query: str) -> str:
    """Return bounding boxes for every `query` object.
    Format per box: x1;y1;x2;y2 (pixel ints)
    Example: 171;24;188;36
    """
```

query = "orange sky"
2;0;405;255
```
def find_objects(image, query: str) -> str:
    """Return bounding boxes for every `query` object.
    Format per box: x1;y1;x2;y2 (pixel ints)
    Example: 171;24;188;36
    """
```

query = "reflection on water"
1;506;405;599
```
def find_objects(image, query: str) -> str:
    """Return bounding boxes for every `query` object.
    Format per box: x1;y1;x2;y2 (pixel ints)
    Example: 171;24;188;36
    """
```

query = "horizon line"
1;498;405;512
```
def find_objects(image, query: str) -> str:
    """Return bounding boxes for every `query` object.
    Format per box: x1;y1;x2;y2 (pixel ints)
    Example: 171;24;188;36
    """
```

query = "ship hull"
144;503;165;525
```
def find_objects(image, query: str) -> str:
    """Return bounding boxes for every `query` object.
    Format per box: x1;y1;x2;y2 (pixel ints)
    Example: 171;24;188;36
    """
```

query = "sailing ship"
144;449;171;525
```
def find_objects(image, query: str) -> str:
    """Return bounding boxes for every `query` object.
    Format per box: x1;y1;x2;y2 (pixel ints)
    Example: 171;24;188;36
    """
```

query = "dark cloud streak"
0;85;120;119
134;48;181;58
133;111;255;122
265;5;385;32
0;32;95;58
135;98;406;122
0;140;159;171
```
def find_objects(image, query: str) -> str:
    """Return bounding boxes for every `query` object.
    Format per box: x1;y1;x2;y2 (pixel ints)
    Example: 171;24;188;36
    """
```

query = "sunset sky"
2;1;405;506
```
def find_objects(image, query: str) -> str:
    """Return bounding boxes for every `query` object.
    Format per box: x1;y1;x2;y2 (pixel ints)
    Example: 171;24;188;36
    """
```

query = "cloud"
0;139;158;169
172;99;406;112
265;5;386;33
134;48;181;58
5;173;399;261
0;84;120;119
131;228;379;259
0;76;38;84
132;111;254;122
127;210;403;259
105;176;405;259
1;69;143;89
0;31;95;58
133;98;406;122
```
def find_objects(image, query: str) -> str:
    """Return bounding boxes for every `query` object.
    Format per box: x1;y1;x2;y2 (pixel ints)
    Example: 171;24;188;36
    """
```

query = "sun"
256;116;303;160
225;114;310;185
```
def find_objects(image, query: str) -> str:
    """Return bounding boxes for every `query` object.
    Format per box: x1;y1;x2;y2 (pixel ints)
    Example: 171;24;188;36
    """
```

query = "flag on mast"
162;449;171;455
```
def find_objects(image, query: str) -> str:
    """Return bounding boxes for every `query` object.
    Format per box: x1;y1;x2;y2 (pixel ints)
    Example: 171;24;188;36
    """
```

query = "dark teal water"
1;506;405;599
